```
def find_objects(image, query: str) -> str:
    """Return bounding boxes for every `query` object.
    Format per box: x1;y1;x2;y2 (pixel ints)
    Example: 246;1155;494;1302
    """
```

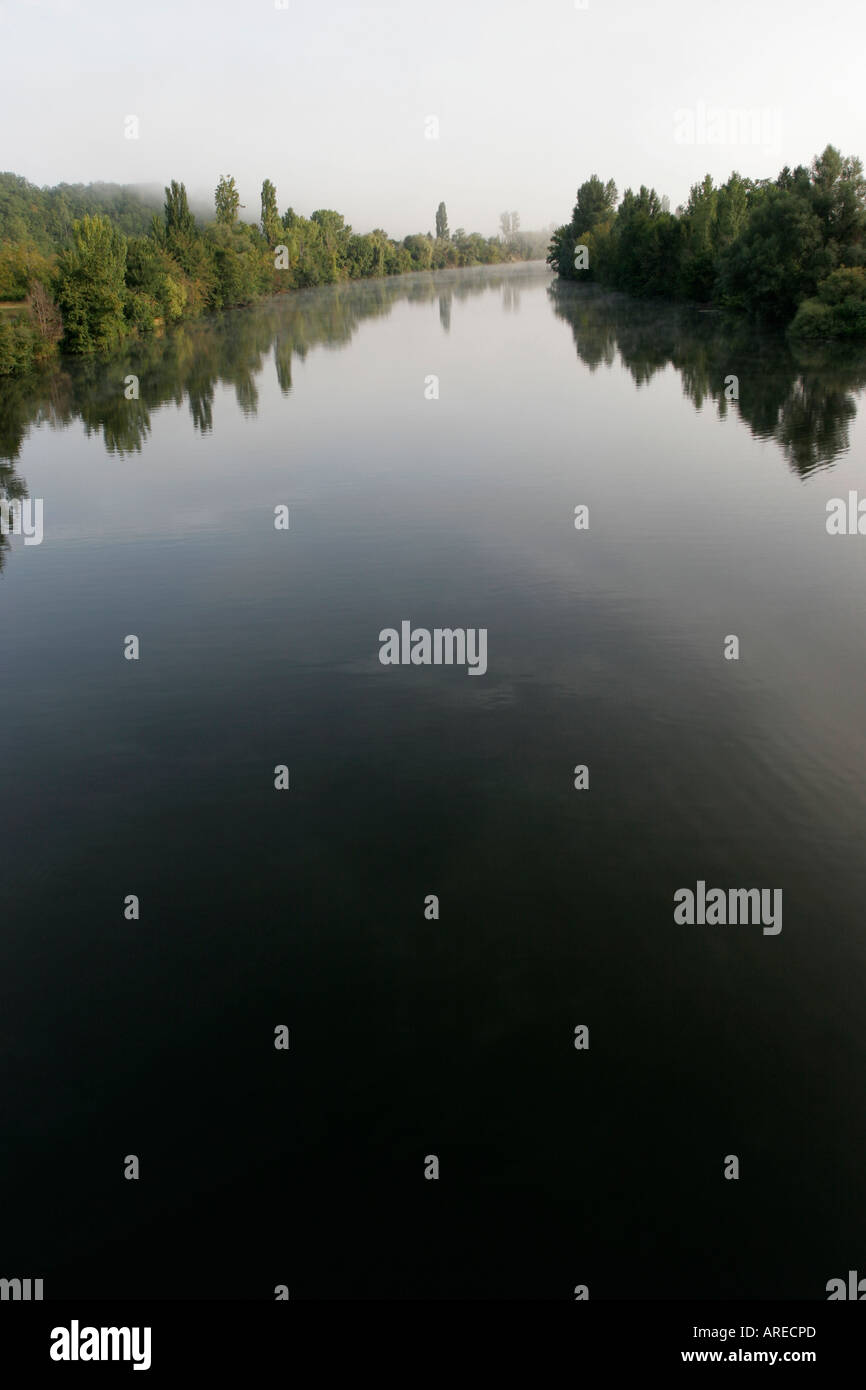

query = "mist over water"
3;263;866;1298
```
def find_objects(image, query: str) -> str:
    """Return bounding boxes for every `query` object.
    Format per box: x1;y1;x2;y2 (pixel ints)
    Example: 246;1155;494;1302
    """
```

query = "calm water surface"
3;263;866;1298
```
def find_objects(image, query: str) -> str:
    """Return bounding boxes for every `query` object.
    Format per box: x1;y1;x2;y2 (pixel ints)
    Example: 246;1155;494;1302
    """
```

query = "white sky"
2;0;865;237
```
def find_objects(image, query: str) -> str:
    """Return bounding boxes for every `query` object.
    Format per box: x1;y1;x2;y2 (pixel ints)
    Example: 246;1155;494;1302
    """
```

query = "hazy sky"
2;0;865;237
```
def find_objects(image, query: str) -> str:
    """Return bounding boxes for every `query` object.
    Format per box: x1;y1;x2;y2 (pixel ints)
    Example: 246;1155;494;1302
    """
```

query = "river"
2;261;866;1298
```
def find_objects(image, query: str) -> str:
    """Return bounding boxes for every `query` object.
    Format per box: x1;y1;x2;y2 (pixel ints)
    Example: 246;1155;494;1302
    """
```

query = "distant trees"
548;146;866;337
500;210;520;239
0;172;160;250
493;208;552;261
0;169;535;374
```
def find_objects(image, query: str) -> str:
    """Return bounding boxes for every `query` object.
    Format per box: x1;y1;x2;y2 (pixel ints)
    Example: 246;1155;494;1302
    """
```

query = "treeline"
0;173;161;248
0;175;526;375
547;146;866;340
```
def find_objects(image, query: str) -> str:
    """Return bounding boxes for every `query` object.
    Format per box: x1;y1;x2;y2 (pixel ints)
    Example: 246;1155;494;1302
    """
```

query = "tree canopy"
0;174;537;375
548;146;866;338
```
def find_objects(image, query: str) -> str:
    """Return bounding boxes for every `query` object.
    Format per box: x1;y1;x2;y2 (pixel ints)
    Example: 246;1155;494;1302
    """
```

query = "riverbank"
548;150;866;342
0;173;551;377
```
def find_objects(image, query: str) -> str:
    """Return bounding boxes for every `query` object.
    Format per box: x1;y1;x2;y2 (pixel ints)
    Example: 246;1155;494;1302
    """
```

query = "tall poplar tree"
215;175;240;226
261;179;280;244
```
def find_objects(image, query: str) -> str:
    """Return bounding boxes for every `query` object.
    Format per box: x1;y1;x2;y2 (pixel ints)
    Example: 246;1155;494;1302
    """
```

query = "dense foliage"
0;173;162;249
548;148;866;339
0;174;535;376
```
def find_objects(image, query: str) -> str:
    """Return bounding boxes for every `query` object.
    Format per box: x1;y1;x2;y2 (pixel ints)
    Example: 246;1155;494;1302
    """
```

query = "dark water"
3;263;866;1299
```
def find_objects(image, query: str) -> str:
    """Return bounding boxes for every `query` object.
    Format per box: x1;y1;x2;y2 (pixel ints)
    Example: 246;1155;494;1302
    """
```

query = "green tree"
403;233;434;270
435;201;449;239
164;180;195;240
716;185;825;320
261;179;281;245
55;214;128;353
215;175;240;227
714;172;751;248
572;176;618;237
790;265;866;340
547;176;618;280
678;174;718;299
808;145;866;261
310;209;350;279
124;237;189;328
607;186;680;296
